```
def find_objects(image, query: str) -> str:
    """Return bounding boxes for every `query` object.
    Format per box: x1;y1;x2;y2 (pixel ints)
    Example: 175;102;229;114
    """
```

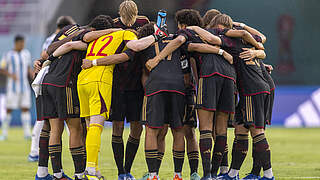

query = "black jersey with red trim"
141;35;189;96
42;30;89;87
112;16;150;91
232;26;275;91
211;28;270;96
177;28;236;82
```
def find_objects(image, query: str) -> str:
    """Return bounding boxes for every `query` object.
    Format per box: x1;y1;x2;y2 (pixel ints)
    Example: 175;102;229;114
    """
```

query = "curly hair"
175;9;203;27
202;9;221;28
88;15;113;30
209;14;233;29
137;23;155;38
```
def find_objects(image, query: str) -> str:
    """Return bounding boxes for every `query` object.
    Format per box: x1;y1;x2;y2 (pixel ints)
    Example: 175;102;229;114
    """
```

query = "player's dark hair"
203;9;221;28
14;34;24;42
88;15;114;30
56;16;75;29
209;14;233;29
138;23;155;38
175;9;203;27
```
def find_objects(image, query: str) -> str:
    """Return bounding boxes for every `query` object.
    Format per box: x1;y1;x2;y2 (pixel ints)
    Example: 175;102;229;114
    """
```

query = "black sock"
145;149;158;173
124;136;140;173
250;143;261;176
70;146;86;174
156;152;164;174
173;150;185;173
187;151;199;175
39;129;50;167
230;134;248;170
199;130;212;177
211;135;227;176
253;133;271;171
82;146;87;167
49;144;62;173
221;144;229;167
112;135;125;175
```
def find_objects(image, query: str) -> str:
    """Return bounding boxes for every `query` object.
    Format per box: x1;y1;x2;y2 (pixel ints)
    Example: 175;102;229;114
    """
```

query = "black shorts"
108;90;144;122
196;75;236;113
39;85;80;120
36;96;44;120
142;92;185;129
235;93;270;129
266;89;274;125
183;91;197;128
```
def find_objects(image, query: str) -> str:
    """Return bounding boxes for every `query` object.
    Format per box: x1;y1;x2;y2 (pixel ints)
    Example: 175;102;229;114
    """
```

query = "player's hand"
186;26;196;30
81;59;93;69
256;42;264;50
33;59;42;72
153;24;168;41
145;58;160;71
233;22;241;27
222;51;233;64
264;64;273;74
240;48;256;61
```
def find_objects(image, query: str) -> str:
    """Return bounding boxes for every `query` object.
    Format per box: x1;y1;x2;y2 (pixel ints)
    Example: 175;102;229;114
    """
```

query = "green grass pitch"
0;127;320;180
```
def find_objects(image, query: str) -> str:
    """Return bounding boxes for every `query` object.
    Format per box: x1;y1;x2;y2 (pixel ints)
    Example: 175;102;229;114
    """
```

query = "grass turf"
0;127;320;180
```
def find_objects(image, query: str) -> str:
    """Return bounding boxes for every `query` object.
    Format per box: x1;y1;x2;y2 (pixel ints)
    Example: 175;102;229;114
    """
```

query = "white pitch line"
280;177;320;179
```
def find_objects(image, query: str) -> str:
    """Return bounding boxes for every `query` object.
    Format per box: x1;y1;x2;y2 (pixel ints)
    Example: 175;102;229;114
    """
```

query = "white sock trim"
264;168;273;178
37;166;48;177
228;169;239;178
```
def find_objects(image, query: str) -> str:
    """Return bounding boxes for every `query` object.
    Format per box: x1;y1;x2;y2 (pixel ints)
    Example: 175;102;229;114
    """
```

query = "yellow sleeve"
123;30;138;41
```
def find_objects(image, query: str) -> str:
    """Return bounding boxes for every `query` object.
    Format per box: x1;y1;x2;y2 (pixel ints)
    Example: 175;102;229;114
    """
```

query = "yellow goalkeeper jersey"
77;30;137;85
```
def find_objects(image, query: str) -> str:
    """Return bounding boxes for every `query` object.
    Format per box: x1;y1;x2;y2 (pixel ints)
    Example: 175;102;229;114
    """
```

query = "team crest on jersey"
181;58;188;69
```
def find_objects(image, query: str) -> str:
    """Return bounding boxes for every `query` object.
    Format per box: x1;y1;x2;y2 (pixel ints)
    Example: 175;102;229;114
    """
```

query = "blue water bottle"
156;10;167;27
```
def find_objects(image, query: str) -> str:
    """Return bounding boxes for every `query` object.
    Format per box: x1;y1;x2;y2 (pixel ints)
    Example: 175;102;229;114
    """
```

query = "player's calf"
250;131;274;180
184;125;200;179
198;109;214;178
211;111;228;177
124;121;143;177
172;128;185;179
145;127;161;178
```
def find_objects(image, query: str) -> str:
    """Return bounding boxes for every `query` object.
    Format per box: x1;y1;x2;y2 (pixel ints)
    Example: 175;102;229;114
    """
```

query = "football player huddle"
32;0;275;180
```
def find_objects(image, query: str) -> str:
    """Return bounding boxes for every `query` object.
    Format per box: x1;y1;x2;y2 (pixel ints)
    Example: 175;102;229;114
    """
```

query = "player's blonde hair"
119;0;138;25
203;9;221;28
209;14;233;29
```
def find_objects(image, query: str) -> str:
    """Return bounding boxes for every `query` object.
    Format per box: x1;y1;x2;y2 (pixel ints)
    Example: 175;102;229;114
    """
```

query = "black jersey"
178;28;236;82
212;28;270;96
42;30;89;87
176;29;203;77
259;60;275;90
141;36;189;96
112;16;149;91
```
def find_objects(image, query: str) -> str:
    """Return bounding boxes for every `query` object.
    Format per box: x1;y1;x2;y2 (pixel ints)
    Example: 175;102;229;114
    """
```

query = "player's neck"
14;48;22;52
120;17;136;27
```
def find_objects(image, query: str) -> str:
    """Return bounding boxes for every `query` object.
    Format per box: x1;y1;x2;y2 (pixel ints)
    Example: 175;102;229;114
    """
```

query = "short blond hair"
119;0;138;23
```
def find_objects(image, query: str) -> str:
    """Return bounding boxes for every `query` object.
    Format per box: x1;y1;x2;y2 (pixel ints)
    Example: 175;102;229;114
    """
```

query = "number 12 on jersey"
87;36;114;57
